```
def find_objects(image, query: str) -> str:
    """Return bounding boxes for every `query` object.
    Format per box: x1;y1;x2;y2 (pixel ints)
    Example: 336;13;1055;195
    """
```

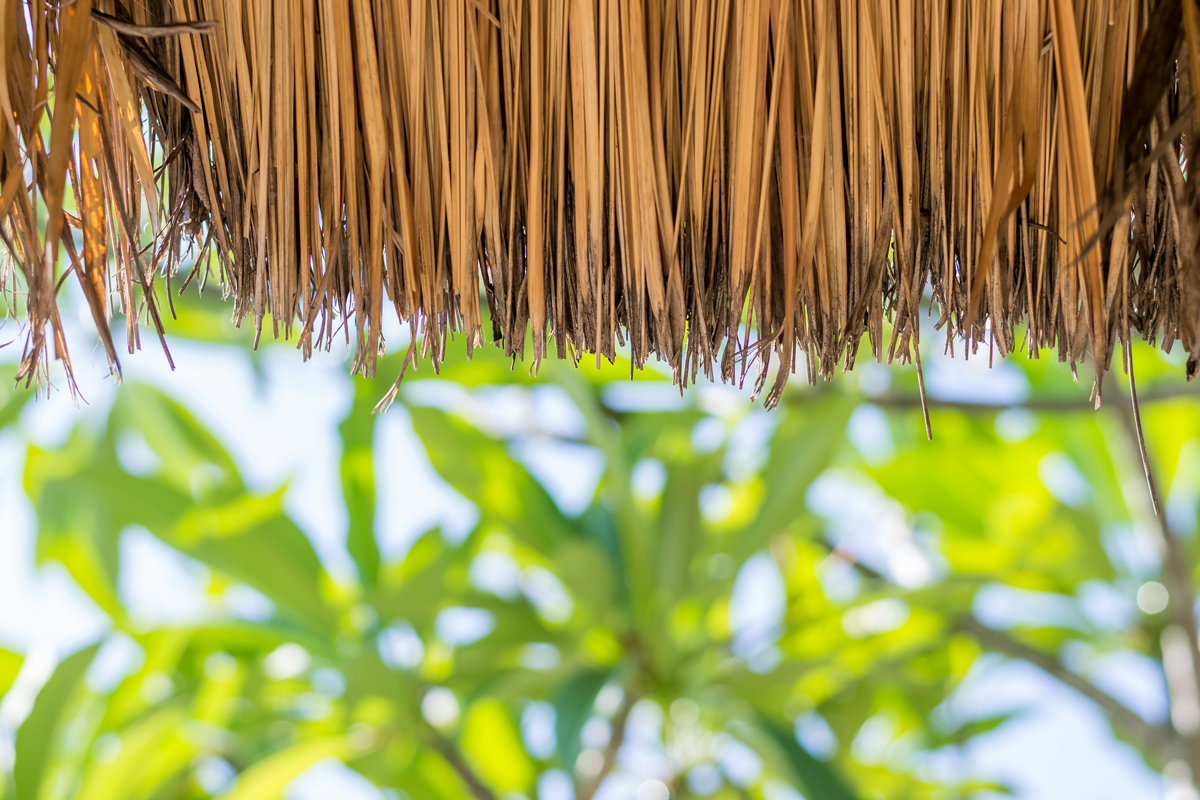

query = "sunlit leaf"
341;379;381;588
111;384;243;499
407;406;576;551
462;699;534;793
75;706;197;800
14;644;100;800
222;737;349;800
733;398;852;559
554;669;608;771
0;648;22;699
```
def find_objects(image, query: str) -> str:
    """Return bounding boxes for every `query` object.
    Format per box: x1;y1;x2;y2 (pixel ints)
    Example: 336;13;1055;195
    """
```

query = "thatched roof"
2;0;1197;408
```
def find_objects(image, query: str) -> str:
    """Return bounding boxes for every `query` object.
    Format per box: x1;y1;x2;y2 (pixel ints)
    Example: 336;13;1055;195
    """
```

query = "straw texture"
3;0;1199;404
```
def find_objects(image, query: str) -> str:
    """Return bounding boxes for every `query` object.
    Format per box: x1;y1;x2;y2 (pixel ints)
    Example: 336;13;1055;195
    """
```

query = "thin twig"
956;616;1181;760
1126;343;1162;515
90;10;217;38
1114;408;1200;775
425;726;499;800
577;692;634;800
854;384;1200;414
372;337;418;414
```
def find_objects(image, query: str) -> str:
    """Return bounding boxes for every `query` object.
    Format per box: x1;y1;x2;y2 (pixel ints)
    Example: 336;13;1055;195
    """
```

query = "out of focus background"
1;285;1197;800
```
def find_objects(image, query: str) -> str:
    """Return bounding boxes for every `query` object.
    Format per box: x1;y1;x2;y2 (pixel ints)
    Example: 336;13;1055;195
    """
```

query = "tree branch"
858;384;1200;414
425;725;499;800
577;692;634;800
1113;401;1200;775
956;615;1182;761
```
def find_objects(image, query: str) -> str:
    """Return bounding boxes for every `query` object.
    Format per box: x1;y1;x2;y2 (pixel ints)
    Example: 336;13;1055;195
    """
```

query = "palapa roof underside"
2;0;1198;408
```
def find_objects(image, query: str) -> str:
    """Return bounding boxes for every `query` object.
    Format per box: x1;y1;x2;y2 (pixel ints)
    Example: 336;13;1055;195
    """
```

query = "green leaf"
462;699;534;793
734;398;851;560
0;648;23;699
75;706;197;800
406;406;575;551
754;715;861;800
25;385;335;632
373;529;455;628
413;750;475;800
554;539;616;619
552;372;654;631
656;458;709;611
341;379;381;588
103;629;191;728
223;737;349;800
930;712;1020;748
24;441;124;619
0;381;33;430
15;643;100;800
77;464;336;633
112;384;243;499
178;495;338;634
554;669;608;770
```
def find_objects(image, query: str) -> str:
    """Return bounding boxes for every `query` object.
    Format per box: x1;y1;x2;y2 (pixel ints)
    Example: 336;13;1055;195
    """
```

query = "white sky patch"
1037;452;1093;508
421;687;460;729
686;763;722;796
723;411;779;482
847;403;895;466
1166;439;1200;536
806;470;936;588
972;583;1087;631
632;458;668;503
434;607;495;646
924;345;1030;405
119;527;210;627
616;699;674;786
264;644;310;681
223;583;276;622
602;383;689;413
842;598;909;638
519;643;561;671
521;701;557;759
994;407;1039;443
1077;580;1136;630
713;733;762;788
699;483;735;525
512;437;604;516
86;632;144;695
286;758;384;800
521;566;574;625
538;770;575;800
729;553;784;664
376;622;424;670
114;429;163;477
469;550;522;600
691;417;727;454
1101;522;1163;582
795;711;838;760
374;403;479;557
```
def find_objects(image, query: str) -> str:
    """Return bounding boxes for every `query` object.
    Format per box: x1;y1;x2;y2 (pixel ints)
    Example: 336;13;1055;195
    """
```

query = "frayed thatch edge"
2;0;1199;416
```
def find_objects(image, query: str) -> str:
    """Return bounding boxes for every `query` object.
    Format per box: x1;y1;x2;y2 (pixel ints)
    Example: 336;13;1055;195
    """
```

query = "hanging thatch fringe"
3;0;1199;405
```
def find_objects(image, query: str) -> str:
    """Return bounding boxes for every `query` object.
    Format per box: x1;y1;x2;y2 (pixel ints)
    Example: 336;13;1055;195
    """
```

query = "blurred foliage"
2;301;1200;800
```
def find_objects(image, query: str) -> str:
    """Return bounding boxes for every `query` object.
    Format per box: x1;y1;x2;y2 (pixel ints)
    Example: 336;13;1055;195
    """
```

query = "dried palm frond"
3;0;1199;407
